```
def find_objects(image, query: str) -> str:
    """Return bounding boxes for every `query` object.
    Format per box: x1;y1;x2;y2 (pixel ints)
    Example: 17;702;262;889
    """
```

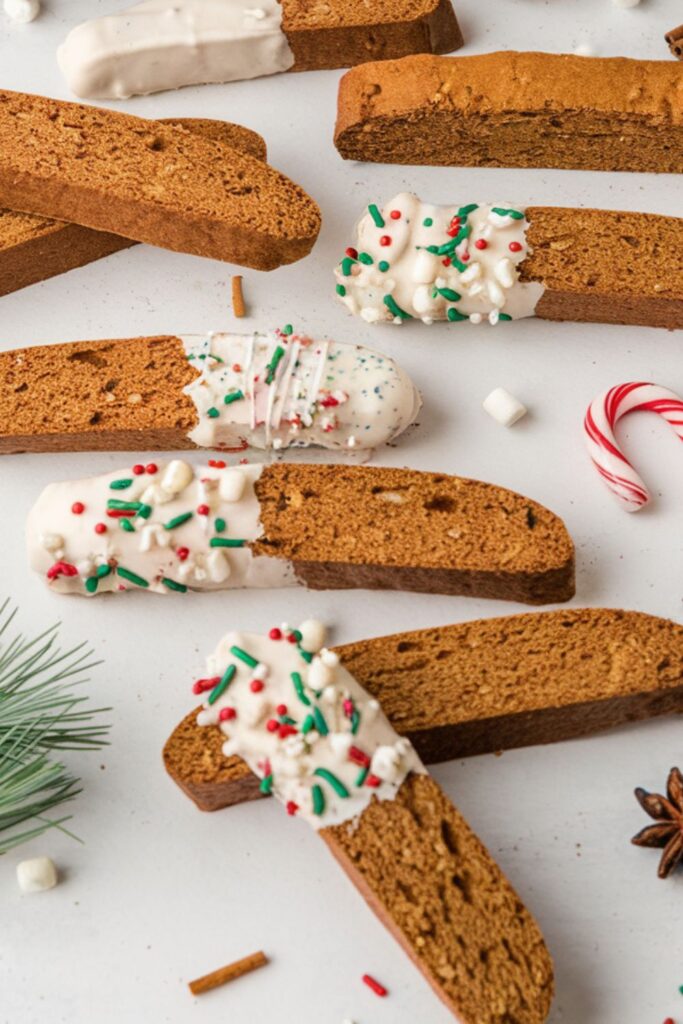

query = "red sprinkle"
132;464;145;475
349;746;370;767
287;633;298;644
94;523;107;535
208;459;227;469
379;235;391;247
276;704;288;716
266;719;279;733
219;707;236;722
250;679;264;693
319;395;340;408
462;252;470;261
362;974;388;998
442;257;451;267
269;627;282;641
474;239;488;250
286;801;299;816
47;561;79;580
278;724;298;740
446;226;459;238
176;546;190;561
343;699;354;716
365;774;381;788
345;247;358;259
197;504;210;516
146;463;158;475
71;502;85;515
192;676;220;695
389;210;401;220
663;1019;675;1024
232;364;242;373
106;509;136;519
509;241;523;253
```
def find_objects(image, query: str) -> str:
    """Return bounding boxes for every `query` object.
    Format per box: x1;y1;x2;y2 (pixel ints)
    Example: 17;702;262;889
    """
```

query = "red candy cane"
584;382;683;511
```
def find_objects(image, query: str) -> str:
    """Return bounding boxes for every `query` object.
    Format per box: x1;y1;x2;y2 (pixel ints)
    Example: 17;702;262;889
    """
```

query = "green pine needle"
0;599;110;855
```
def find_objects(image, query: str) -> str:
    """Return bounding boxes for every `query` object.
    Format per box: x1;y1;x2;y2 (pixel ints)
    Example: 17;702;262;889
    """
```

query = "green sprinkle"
358;252;373;266
423;217;433;227
451;258;467;272
491;207;524;220
298;646;313;664
498;313;513;321
426;245;439;254
116;566;149;589
281;324;293;335
231;645;259;669
260;774;274;795
161;577;187;593
436;286;461;302
214;517;226;533
341;256;356;276
313;705;329;737
290;630;302;643
208;664;236;705
314;768;350;798
107;500;142;511
96;564;112;579
368;203;385;228
458;203;479;217
291;671;311;707
210;537;246;548
85;576;99;594
336;284;346;297
447;308;469;322
279;715;297;726
164;512;193;530
383;295;412;320
351;709;361;735
378;260;390;272
207;407;220;419
301;713;315;735
109;478;133;491
355;766;369;787
136;504;152;520
120;519;135;533
266;345;285;384
311;784;326;816
224;390;244;405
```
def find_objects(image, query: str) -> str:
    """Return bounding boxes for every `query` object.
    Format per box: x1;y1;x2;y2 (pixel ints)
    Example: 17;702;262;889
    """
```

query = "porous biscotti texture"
282;0;463;72
0;90;320;270
163;608;683;812
0;118;266;298
253;463;575;603
524;207;683;329
334;51;683;173
323;774;554;1024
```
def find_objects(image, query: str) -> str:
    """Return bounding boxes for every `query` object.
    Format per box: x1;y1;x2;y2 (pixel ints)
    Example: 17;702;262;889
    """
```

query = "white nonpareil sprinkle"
482;388;528;427
17;856;58;893
4;0;39;20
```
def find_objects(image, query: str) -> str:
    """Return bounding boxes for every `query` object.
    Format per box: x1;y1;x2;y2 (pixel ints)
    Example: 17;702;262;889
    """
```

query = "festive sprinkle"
311;784;326;816
336;284;346;297
146;463;158;474
208;664;236;705
379;235;391;247
96;564;112;579
224;390;244;405
341;257;356;277
161;577;187;593
281;324;293;336
266;719;279;733
358;252;373;265
423;217;433;226
107;500;142;511
109;478;133;490
491;207;524;220
314;768;350;798
383;295;412;320
447;308;468;322
231;645;259;668
116;566;149;588
209;459;226;468
345;247;358;259
94;523;107;535
260;774;274;795
435;286;461;302
165;512;193;530
177;547;190;561
349;746;370;767
214;518;226;534
313;705;329;736
197;504;210;516
269;628;282;640
71;502;85;514
301;714;315;735
355;766;369;787
362;975;388;998
286;801;299;816
132;464;145;475
458;203;479;217
509;241;523;252
298;647;313;664
266;345;285;384
219;706;236;721
366;774;381;788
368;204;385;228
378;260;390;272
291;671;311;707
136;504;152;520
193;676;220;695
351;709;360;735
210;538;246;548
474;239;488;250
498;313;513;321
85;577;99;594
207;407;220;419
120;519;135;533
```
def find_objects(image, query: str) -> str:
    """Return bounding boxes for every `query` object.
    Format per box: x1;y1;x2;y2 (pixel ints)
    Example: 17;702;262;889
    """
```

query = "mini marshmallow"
298;619;327;653
206;548;231;583
17;856;57;893
219;470;247;503
4;0;40;22
160;459;194;496
482;388;528;427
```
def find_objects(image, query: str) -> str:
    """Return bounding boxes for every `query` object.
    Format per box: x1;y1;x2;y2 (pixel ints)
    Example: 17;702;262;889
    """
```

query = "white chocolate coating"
27;460;294;596
57;0;294;100
197;625;425;828
182;331;421;451
335;194;545;326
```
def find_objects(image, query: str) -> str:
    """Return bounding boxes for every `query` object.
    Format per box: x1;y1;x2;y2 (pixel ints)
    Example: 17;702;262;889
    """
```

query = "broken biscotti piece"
0;331;420;453
178;624;554;1024
165;608;683;812
58;0;463;99
335;52;683;174
0;90;320;270
335;195;683;329
27;462;575;603
0;117;266;298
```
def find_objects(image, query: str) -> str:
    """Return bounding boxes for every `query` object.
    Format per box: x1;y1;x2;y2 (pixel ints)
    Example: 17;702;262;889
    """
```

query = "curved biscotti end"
254;464;575;604
321;774;554;1024
159;118;267;162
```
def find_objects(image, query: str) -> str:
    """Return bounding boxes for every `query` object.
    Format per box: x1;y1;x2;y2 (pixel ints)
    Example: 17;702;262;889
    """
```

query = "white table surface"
1;2;682;1022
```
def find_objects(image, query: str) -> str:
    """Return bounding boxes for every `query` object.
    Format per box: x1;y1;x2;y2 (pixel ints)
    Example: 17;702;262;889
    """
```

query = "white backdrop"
1;2;682;1022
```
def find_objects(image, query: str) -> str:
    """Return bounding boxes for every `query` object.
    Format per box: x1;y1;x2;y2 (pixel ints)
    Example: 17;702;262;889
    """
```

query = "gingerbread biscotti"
0;90;320;270
335;196;683;330
27;461;575;604
165;608;683;812
334;52;683;174
59;0;463;99
175;623;554;1024
0;117;266;298
0;331;420;453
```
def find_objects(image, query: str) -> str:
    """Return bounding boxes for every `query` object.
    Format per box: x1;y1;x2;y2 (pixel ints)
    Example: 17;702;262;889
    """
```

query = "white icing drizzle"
196;622;425;828
334;194;545;326
26;460;294;596
57;0;295;100
181;330;421;451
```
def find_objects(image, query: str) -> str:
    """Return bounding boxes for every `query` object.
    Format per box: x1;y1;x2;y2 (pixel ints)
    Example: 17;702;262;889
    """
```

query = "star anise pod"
631;767;683;878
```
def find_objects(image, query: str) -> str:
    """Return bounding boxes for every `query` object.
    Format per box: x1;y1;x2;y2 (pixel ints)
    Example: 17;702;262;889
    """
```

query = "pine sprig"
0;599;110;854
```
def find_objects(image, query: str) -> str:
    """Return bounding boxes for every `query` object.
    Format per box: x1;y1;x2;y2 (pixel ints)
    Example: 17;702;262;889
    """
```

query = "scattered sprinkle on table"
362;973;388;997
188;950;268;996
231;275;246;318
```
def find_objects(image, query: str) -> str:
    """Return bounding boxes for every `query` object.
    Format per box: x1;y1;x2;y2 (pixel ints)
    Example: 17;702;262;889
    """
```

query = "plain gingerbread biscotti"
334;51;683;173
0;90;320;270
0;117;266;298
164;608;683;812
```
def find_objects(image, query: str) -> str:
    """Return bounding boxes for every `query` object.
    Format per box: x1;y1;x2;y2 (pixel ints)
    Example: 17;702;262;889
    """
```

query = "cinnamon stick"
231;275;246;318
665;24;683;59
188;950;268;996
